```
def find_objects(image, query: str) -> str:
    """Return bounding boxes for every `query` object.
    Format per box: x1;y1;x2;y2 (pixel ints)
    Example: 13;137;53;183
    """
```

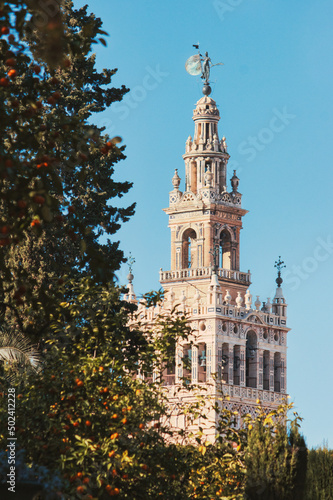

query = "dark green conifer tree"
306;446;333;500
244;409;307;499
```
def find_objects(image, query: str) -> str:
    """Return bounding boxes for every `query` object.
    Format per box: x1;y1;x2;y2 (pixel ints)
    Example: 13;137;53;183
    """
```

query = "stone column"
269;351;274;392
206;343;212;381
192;345;198;384
211;339;217;379
240;345;246;387
228;344;234;385
258;349;263;390
176;246;181;270
280;354;286;393
203;223;213;268
197;239;204;268
175;346;183;383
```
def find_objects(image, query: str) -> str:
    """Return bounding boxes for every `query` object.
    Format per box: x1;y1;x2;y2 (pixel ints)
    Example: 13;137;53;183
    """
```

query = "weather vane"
127;252;135;274
185;44;223;96
274;256;286;288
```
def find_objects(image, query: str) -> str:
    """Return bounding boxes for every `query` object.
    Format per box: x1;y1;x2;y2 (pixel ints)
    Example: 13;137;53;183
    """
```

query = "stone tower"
125;86;289;440
157;93;289;438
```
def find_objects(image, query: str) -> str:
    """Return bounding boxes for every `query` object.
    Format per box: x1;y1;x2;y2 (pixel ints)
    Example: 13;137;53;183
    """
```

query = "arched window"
182;229;197;269
219;229;232;269
246;331;257;388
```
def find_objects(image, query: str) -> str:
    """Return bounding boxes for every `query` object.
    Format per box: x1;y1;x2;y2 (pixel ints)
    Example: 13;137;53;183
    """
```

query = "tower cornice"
163;204;248;218
182;151;230;160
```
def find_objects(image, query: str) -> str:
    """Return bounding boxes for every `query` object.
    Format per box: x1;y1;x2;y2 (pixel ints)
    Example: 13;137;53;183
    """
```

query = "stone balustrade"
160;266;251;284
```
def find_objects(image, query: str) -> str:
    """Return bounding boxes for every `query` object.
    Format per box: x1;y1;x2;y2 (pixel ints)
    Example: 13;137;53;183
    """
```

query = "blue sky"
73;0;333;449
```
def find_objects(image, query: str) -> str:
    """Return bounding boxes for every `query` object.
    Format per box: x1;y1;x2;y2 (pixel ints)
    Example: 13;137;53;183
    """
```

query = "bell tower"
126;52;290;440
157;76;289;439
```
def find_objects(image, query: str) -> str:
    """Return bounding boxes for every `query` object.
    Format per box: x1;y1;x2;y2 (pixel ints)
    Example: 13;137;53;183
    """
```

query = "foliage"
244;403;307;500
0;283;310;499
0;326;40;384
0;285;208;499
0;3;314;500
183;404;247;500
305;446;333;500
0;1;134;340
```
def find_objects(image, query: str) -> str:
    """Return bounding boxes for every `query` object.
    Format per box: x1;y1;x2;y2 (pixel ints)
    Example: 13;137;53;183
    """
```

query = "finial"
172;169;181;190
266;298;272;313
224;289;231;305
255;295;261;311
185;45;223;95
127;252;135;282
274;256;286;287
230;170;239;193
236;291;243;308
245;289;252;311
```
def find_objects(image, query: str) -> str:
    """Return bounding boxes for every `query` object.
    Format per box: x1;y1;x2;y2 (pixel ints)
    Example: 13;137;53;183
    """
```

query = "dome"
193;96;220;118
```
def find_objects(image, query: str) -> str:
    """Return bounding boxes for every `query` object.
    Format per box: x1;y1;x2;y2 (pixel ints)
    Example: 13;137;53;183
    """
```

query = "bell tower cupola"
183;96;230;195
163;83;249;279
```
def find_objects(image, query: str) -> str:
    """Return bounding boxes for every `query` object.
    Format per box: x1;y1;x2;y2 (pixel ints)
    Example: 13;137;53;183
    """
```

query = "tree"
0;284;199;499
305;446;333;500
244;404;307;500
0;3;311;499
0;282;309;499
0;1;135;340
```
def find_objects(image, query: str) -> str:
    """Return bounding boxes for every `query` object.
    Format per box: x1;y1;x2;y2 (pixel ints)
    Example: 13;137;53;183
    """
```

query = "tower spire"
124;253;136;304
272;256;287;317
274;256;286;287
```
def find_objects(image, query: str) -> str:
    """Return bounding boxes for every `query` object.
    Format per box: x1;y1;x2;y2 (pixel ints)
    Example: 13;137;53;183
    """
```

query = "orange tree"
0;277;248;500
0;282;308;499
0;282;200;499
0;1;134;341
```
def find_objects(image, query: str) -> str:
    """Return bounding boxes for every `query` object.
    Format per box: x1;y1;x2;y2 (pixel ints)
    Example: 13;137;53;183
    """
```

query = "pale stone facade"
125;93;289;441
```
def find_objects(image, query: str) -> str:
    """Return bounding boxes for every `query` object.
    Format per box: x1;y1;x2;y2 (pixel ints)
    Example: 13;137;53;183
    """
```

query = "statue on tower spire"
201;52;212;85
185;44;223;96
